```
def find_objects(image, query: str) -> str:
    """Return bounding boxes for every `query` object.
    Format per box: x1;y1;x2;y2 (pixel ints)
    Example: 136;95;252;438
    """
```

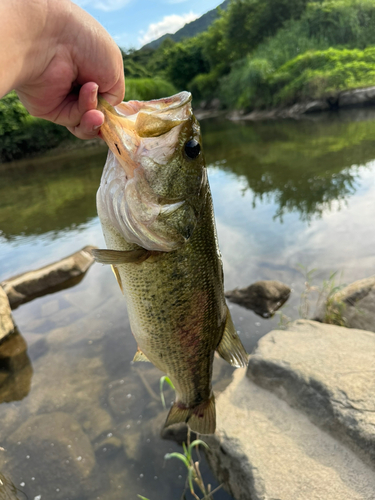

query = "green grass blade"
160;376;176;409
164;452;190;469
189;440;209;455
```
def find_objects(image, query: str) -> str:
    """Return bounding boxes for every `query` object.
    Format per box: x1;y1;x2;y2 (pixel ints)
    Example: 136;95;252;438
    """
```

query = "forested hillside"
125;0;375;110
141;0;230;50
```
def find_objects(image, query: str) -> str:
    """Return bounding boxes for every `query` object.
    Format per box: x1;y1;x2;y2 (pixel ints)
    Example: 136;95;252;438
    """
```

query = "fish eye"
184;139;201;159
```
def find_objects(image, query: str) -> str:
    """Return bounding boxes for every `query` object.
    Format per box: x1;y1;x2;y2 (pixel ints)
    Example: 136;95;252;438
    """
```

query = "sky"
73;0;222;49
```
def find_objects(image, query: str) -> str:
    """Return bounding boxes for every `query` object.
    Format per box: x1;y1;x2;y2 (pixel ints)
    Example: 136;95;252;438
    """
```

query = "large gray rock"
204;369;375;500
248;320;375;467
4;412;96;500
339;86;375;108
1;245;96;308
317;276;375;332
225;280;290;317
0;286;15;340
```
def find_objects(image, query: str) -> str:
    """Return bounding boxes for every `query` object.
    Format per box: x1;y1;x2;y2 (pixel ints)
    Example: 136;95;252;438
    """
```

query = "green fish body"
94;92;248;434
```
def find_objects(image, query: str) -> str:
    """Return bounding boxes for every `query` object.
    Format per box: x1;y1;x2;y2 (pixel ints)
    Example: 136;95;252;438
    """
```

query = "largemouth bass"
93;92;248;434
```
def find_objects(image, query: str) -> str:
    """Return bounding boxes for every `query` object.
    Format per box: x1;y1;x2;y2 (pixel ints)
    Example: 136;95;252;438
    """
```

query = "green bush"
304;0;375;49
224;0;310;61
188;69;222;101
125;78;177;101
0;92;30;135
250;19;325;71
269;47;375;105
164;37;210;89
0;92;72;162
219;0;375;109
220;58;274;109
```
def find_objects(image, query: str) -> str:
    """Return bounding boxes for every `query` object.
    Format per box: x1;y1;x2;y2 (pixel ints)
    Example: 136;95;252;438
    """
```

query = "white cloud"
139;12;199;46
74;0;131;12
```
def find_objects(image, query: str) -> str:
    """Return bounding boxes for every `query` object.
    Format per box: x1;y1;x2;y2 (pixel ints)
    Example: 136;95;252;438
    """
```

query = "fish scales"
94;92;248;434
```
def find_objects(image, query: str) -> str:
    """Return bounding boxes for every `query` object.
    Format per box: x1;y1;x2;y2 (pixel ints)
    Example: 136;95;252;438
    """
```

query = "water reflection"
0;145;107;240
0;329;32;404
201;110;375;220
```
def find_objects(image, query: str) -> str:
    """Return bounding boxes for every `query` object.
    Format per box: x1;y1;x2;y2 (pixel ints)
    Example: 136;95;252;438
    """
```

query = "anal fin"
133;347;151;363
217;307;249;368
164;394;216;435
111;265;124;294
92;248;150;265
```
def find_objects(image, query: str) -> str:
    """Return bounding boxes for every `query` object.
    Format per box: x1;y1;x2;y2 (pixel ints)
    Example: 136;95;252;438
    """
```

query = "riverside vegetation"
2;0;375;160
123;0;375;109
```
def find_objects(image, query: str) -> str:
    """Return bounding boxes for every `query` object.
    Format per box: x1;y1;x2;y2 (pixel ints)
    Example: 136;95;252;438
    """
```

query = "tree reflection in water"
201;108;375;221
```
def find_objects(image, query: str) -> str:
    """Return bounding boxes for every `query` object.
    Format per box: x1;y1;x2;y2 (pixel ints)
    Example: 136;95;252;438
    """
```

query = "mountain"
141;0;230;50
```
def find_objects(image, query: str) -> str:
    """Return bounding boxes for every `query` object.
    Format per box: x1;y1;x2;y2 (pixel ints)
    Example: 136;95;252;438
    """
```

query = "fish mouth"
98;92;192;179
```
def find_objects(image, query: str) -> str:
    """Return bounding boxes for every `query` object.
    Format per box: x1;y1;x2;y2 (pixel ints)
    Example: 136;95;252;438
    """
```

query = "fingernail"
91;85;99;104
93;116;104;132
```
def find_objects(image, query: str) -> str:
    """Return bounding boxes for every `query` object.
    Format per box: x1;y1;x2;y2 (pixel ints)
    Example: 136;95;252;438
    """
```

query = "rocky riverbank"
204;319;375;499
195;86;375;122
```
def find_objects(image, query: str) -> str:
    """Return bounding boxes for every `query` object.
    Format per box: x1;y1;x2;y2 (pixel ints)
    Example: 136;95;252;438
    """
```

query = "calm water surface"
0;109;375;499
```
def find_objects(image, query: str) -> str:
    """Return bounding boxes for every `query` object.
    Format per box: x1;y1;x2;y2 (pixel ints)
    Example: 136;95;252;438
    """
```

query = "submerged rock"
5;412;96;500
248;320;375;468
0;330;32;404
204;369;375;500
316;276;375;332
0;286;15;341
225;280;290;317
1;245;97;308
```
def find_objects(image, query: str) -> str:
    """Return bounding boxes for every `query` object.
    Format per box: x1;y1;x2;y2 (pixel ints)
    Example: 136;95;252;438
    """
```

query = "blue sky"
73;0;222;50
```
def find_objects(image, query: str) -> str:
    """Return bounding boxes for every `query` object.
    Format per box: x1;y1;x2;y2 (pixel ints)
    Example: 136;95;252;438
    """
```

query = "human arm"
0;0;125;139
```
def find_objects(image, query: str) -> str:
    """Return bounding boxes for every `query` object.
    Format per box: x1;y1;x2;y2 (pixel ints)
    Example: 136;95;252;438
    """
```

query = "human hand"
2;0;125;140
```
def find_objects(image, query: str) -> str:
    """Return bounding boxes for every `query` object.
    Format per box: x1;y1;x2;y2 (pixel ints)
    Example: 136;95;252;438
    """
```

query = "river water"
0;108;375;499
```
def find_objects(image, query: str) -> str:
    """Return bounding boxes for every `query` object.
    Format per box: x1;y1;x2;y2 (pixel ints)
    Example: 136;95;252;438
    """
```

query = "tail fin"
164;395;216;435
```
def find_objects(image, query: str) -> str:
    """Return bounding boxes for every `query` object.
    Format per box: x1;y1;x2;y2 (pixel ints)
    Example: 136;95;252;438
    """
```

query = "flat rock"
339;86;375;108
0;286;15;340
248;319;375;467
5;412;96;500
1;245;97;308
225;280;290;317
204;369;375;500
316;276;375;332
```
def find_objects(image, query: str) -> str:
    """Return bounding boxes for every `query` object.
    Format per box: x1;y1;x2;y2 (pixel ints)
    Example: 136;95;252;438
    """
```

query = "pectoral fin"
216;307;249;368
92;248;150;265
133;347;151;363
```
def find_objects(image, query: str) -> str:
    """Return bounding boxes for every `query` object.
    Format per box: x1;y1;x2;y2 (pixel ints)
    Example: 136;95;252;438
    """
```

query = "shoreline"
3;85;375;166
195;85;375;122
